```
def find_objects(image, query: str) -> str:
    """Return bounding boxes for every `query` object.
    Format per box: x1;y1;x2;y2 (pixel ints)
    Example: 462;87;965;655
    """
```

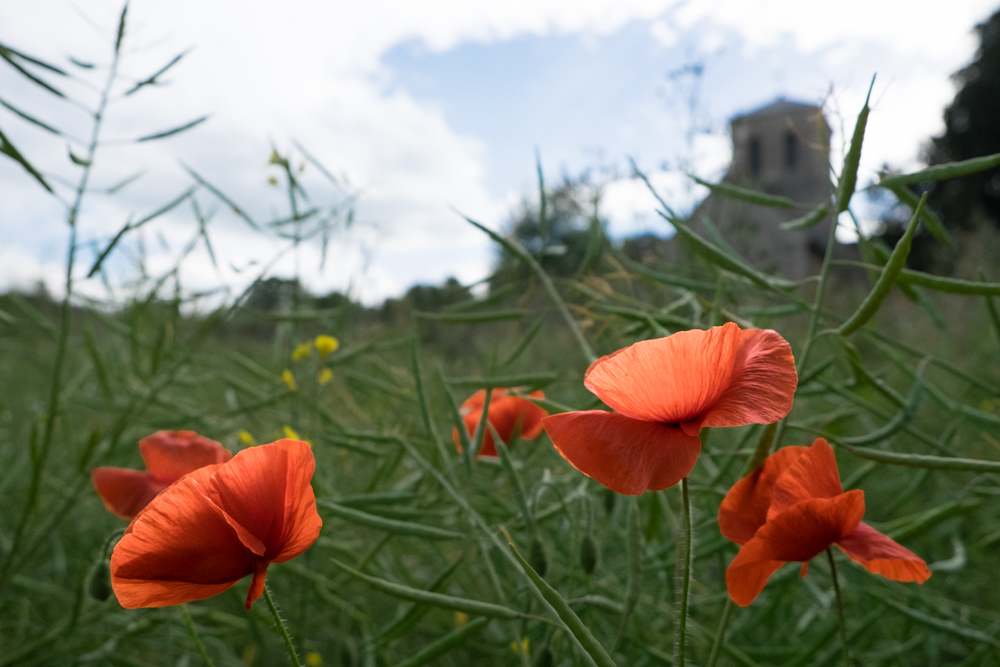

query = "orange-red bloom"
452;389;548;458
110;439;322;609
91;431;232;519
542;323;797;495
719;438;930;606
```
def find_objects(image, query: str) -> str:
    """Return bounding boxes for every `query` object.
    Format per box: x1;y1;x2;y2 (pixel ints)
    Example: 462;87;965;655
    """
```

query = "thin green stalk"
0;9;124;587
263;585;303;667
180;604;217;667
706;598;734;667
674;477;693;666
827;548;850;666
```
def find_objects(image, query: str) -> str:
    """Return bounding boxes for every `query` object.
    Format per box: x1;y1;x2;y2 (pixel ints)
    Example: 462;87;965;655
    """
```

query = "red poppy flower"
542;323;797;495
719;438;930;606
452;389;548;458
110;438;322;609
91;431;232;519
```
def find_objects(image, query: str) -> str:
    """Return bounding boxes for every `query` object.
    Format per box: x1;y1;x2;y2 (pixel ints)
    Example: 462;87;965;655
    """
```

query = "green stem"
180;604;217;667
675;477;693;667
706;598;734;667
263;585;303;667
827;548;850;666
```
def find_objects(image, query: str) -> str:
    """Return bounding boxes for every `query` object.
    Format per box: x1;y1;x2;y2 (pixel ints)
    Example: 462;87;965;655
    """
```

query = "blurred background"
3;0;999;307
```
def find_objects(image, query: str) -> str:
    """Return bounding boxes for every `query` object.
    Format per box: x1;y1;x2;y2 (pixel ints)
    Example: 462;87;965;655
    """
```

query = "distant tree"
490;176;609;292
924;7;1000;231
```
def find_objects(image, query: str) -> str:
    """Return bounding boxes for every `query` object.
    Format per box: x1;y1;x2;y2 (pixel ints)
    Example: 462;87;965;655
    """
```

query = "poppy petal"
543;411;701;496
718;445;807;545
690;328;798;432
245;560;269;609
836;523;931;583
584;323;744;425
204;439;321;563
459;409;499;457
91;468;167;519
726;491;865;606
140;430;232;483
767;438;844;520
111;475;253;608
485;393;549;445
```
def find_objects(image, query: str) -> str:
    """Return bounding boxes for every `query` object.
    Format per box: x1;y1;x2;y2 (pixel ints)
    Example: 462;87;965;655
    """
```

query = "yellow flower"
317;368;333;385
305;653;323;667
314;335;339;358
510;637;529;657
282;369;297;391
292;341;313;361
238;430;256;446
454;611;468;628
283;425;312;448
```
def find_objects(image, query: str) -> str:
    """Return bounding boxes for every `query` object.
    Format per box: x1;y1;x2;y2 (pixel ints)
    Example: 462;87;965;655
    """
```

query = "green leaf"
879;598;1000;648
841;446;1000;473
380;557;464;640
665;213;797;292
393;617;490;667
136;116;208;142
780;205;830;231
898;268;1000;296
0;44;65;97
508;543;618;667
688;173;799;209
412;308;528;323
445;372;558;391
839;193;924;335
493;433;534;536
329;558;526;620
125;50;188;96
0;125;52;192
886;185;952;244
878;152;1000;188
317;500;464;540
0;97;61;135
836;76;875;213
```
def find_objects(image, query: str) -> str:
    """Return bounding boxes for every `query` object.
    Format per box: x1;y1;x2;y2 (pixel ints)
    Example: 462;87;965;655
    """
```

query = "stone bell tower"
689;99;834;279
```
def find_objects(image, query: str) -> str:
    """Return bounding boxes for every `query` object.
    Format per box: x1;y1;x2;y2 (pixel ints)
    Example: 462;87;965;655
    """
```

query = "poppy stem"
180;604;217;667
263;585;303;667
674;476;693;667
826;548;851;666
706;598;734;667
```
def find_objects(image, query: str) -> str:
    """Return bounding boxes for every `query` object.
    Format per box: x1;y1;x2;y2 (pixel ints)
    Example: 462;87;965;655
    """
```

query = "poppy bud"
580;536;597;575
534;648;554;667
87;561;113;601
529;538;547;578
603;488;616;515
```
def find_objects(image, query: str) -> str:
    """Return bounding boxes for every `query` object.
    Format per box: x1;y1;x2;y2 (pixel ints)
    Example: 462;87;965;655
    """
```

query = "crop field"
2;7;1000;667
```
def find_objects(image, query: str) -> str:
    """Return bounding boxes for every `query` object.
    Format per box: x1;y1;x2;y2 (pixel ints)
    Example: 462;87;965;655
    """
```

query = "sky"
0;0;997;304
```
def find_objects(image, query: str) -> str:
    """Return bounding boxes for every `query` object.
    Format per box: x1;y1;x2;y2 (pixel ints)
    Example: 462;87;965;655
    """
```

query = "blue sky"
0;0;996;303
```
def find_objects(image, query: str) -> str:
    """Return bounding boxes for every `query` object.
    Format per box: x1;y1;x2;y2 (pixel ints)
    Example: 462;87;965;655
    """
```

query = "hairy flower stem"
706;598;734;667
181;604;217;667
674;477;693;667
827;548;851;666
264;585;303;667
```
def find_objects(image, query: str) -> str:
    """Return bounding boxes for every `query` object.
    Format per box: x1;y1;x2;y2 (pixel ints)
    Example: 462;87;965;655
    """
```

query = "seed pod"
580;536;597;575
87;561;113;601
534;648;554;667
529;538;547;578
602;488;616;515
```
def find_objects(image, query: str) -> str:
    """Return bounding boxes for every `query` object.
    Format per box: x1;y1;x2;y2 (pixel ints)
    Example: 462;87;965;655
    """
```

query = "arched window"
749;138;762;175
785;131;797;169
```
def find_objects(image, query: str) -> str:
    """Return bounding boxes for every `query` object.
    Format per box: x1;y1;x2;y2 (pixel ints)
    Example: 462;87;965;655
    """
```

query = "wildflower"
315;335;339;358
510;637;530;658
453;611;468;628
542;323;797;495
452;389;548;457
91;431;231;519
283;425;311;447
110;439;322;609
282;369;297;391
719;438;930;606
317;368;333;385
238;430;256;446
305;652;323;667
292;341;313;361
